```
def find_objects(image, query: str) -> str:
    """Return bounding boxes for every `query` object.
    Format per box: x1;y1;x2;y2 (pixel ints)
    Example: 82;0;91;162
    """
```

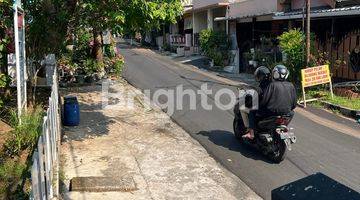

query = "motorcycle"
233;96;297;163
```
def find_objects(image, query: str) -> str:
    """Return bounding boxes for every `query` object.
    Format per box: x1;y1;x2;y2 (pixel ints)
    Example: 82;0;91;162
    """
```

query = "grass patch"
308;100;323;108
324;95;360;110
4;107;43;157
306;90;360;110
0;158;28;199
0;106;44;199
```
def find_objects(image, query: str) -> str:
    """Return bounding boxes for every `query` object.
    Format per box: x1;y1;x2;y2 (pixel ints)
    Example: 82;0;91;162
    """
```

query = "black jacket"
258;80;297;115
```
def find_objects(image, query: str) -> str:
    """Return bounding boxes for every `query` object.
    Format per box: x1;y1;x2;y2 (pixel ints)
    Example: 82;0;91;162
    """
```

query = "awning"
193;2;229;12
184;6;193;14
214;16;234;21
214;14;274;22
273;6;360;20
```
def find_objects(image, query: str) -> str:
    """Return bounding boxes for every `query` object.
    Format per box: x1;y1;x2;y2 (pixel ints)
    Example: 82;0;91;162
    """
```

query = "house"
220;0;360;80
273;0;360;81
169;0;230;56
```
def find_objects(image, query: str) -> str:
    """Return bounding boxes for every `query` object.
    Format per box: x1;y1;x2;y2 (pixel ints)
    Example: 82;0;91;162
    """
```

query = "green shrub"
82;58;103;75
0;73;10;109
0;73;7;88
162;43;171;52
0;160;26;184
199;29;231;67
113;56;124;75
4;106;44;156
278;29;305;82
58;55;78;73
0;159;28;198
278;29;317;82
105;55;124;75
73;29;92;63
104;43;116;58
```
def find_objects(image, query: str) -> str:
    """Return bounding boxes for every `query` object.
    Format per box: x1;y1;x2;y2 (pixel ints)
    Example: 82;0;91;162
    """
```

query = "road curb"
319;100;360;121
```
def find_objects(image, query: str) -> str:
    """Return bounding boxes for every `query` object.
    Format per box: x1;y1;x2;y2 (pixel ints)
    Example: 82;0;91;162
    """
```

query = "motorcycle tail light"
276;117;288;125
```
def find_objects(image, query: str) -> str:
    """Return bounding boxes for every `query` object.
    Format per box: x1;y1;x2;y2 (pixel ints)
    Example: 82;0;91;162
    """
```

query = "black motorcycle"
233;102;296;163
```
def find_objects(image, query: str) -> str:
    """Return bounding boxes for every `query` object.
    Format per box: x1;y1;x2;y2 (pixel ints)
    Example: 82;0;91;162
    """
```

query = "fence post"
30;151;40;200
43;115;53;199
37;136;46;200
45;54;56;86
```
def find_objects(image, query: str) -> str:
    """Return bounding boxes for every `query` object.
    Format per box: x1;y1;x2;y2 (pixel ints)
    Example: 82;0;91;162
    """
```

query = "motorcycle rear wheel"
268;135;287;163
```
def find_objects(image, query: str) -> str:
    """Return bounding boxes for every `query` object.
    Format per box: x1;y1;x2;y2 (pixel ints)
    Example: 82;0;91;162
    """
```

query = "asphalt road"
120;44;360;200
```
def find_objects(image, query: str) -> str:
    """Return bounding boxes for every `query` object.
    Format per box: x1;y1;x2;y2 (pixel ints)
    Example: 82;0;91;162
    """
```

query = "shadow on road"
196;130;275;164
179;75;249;89
181;58;210;69
271;172;360;200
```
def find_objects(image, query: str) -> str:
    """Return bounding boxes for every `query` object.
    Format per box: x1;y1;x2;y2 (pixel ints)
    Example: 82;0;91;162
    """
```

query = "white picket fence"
30;67;61;200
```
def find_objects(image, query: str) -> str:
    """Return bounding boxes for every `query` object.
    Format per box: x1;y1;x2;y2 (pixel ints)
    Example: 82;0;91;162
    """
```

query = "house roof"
273;5;360;20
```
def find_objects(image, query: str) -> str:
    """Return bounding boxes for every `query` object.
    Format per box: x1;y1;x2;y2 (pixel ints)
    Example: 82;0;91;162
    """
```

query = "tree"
19;0;183;64
148;0;183;45
75;0;183;60
0;0;13;74
23;0;75;60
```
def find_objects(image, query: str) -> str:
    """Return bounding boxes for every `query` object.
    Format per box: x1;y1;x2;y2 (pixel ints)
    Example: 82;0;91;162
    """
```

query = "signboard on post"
13;0;27;117
301;65;334;107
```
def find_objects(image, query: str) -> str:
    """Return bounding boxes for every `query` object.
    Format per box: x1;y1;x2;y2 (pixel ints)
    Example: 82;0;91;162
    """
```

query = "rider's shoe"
242;129;255;140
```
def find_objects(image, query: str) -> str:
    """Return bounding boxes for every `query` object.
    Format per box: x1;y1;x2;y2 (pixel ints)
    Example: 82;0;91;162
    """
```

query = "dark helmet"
272;65;289;81
254;66;271;83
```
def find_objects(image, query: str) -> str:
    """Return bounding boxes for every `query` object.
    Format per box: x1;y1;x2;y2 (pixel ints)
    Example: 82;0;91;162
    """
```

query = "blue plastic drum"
63;96;80;126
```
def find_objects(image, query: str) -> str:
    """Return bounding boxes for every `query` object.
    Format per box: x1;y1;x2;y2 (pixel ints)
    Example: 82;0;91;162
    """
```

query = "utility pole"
306;0;311;67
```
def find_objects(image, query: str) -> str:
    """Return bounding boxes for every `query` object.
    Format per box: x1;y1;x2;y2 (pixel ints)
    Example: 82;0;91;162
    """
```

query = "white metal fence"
30;66;61;200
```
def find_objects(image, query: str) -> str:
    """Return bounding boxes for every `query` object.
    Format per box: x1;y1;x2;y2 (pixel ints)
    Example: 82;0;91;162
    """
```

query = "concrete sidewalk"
60;79;261;200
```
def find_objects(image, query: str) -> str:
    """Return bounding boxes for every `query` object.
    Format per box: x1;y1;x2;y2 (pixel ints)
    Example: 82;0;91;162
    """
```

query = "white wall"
193;11;208;33
193;7;227;33
229;0;278;19
291;0;333;10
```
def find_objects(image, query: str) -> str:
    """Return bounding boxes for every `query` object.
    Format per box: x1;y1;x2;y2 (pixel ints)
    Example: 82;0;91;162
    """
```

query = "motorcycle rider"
242;65;297;140
233;66;272;138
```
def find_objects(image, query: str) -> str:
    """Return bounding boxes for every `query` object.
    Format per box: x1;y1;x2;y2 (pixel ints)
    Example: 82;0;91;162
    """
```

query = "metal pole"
306;0;311;67
22;8;27;112
14;5;22;118
192;11;195;47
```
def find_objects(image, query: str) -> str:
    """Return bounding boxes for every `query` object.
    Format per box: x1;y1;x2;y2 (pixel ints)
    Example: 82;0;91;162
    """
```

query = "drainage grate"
70;176;137;192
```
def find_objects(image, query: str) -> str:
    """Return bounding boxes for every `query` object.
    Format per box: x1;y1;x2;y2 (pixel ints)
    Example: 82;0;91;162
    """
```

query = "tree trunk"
163;24;166;50
0;55;7;75
92;29;103;62
306;0;311;67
